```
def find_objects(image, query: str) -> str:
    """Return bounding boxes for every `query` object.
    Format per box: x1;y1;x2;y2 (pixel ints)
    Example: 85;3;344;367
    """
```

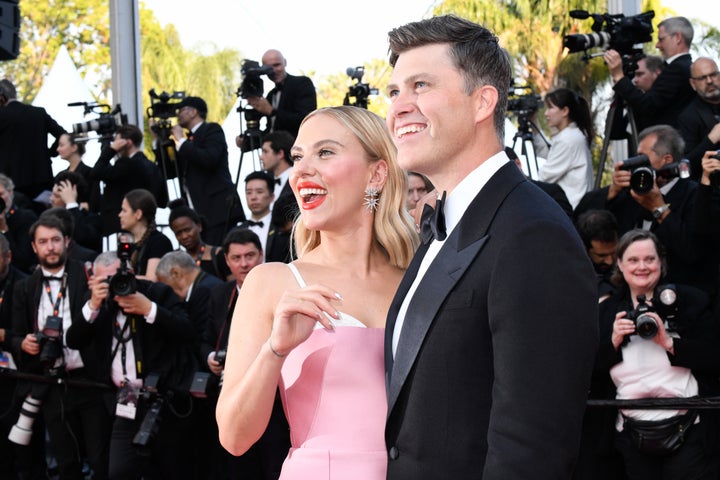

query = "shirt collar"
444;151;510;236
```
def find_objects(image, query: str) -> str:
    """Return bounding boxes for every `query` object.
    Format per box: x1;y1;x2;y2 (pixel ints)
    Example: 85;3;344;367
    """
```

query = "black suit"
5;205;38;274
177;122;244;244
91;148;163;235
186;270;223;367
67;206;103;253
0;101;65;198
66;279;198;480
385;162;598;479
613;54;695;132
532;179;574;217
678;97;720;181
265;74;317;136
10;260;112;479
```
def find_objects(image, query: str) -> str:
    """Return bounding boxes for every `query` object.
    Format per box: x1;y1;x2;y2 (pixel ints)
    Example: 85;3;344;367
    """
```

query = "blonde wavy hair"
292;106;419;269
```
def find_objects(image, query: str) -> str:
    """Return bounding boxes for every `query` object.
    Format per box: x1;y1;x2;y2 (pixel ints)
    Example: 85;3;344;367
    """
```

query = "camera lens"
630;167;655;194
635;313;658;339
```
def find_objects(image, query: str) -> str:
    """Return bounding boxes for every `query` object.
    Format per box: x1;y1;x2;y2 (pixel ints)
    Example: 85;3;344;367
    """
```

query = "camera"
563;10;655;76
36;315;63;369
619;155;655;194
108;232;137;297
507;84;542;115
620;155;690;194
626;294;658;339
8;395;43;446
343;66;378;110
132;396;163;453
238;59;273;99
146;89;185;121
70;102;128;140
214;349;227;366
626;285;679;340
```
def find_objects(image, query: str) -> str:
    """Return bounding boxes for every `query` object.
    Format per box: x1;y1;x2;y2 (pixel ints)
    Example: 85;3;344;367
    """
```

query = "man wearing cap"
171;96;245;244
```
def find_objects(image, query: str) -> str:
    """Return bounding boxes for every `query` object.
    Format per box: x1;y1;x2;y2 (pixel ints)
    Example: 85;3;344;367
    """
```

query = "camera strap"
43;274;68;319
215;287;238;353
112;315;136;378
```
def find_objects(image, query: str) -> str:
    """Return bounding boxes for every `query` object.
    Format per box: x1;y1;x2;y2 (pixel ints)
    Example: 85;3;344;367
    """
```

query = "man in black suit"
9;215;112;479
678;57;720;180
66;250;198;480
170;96;244;244
91;124;167;236
247;49;316;137
201;228;289;479
383;16;598;479
604;16;695;133
260;130;296;205
49;171;103;253
0;79;66;201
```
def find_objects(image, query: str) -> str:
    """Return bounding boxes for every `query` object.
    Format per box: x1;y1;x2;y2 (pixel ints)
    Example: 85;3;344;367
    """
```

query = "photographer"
575;125;708;293
532;88;594;209
0;173;38;274
9;215;112;479
591;229;720;479
91;124;168;236
242;49;316;137
66;250;198;480
161;96;244;245
603;17;695;132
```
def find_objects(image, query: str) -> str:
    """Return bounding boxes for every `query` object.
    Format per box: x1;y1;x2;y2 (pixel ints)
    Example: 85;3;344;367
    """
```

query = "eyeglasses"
691;71;720;82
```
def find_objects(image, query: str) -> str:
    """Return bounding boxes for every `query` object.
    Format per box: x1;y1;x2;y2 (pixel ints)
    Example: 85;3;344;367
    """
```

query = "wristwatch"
652;204;670;220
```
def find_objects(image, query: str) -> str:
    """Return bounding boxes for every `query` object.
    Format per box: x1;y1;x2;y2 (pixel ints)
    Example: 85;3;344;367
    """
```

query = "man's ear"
473;85;499;124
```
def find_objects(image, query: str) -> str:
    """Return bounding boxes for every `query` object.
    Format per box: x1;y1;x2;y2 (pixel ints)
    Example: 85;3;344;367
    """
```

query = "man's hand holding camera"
88;273;152;316
21;333;40;355
612;309;674;353
603;50;625;83
208;352;224;376
609;161;670;222
246;96;273;116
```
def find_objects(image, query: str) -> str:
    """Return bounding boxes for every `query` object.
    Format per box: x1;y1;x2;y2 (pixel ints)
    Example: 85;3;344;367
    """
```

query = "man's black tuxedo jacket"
265;74;317;136
186;271;223;368
613;53;695;132
0;101;65;198
678;97;720;181
177;122;244;233
90;148;163;235
66;279;197;393
9;260;103;380
385;163;599;479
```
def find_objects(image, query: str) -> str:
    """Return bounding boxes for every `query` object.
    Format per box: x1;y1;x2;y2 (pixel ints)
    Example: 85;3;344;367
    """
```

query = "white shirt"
538;123;593;209
392;151;510;357
273;167;293;201
247;212;272;252
38;267;84;371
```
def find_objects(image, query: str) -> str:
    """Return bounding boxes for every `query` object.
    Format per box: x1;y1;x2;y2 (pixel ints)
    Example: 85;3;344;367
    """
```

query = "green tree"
0;0;111;102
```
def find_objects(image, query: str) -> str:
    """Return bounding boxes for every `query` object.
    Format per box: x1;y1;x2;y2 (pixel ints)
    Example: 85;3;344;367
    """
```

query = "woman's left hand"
647;311;674;353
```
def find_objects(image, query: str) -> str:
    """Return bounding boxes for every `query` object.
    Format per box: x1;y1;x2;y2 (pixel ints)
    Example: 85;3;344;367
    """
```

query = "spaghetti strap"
287;263;307;288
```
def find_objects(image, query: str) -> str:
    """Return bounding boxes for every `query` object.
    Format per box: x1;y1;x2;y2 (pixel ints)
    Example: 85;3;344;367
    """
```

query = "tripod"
511;114;548;180
594;97;638;189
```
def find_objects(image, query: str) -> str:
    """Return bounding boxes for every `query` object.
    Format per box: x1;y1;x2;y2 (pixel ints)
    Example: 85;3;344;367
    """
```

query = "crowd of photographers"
0;13;718;478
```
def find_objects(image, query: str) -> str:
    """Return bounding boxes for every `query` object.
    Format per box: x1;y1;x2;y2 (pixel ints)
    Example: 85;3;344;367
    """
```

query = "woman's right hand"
268;284;342;356
612;311;635;350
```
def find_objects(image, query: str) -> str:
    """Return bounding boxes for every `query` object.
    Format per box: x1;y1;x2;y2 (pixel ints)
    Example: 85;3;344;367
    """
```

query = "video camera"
507;84;542;116
238;59;273;100
70;102;128;142
343;66;378;110
563;10;655;76
147;89;185;124
108;232;137;297
619;155;690;194
626;285;679;340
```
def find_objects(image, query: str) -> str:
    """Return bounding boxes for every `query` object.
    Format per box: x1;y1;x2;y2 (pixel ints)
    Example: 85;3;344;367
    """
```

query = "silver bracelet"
268;338;287;358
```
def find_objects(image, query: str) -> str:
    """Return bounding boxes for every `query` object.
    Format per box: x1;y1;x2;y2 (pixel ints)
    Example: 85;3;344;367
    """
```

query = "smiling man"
383;15;599;479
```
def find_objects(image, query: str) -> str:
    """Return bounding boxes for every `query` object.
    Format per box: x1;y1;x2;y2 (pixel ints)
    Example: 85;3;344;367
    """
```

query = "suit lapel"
386;162;526;413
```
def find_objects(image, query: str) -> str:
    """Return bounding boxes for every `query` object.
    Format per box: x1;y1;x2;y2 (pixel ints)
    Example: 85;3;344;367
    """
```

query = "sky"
144;0;717;81
144;0;437;77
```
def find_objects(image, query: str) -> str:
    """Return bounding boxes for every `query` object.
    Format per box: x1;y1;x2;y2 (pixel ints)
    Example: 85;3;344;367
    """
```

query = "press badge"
115;381;139;420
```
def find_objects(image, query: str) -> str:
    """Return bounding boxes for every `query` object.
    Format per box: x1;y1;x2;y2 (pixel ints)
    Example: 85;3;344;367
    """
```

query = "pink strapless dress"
278;265;387;479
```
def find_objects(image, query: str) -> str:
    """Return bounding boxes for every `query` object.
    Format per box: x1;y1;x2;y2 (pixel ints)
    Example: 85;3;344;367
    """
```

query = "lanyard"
194;243;205;267
112;315;135;377
43;274;68;317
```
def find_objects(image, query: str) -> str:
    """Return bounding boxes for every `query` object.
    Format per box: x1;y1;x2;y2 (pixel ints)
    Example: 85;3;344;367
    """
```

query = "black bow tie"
420;191;447;245
247;220;264;228
43;275;63;282
274;178;282;185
